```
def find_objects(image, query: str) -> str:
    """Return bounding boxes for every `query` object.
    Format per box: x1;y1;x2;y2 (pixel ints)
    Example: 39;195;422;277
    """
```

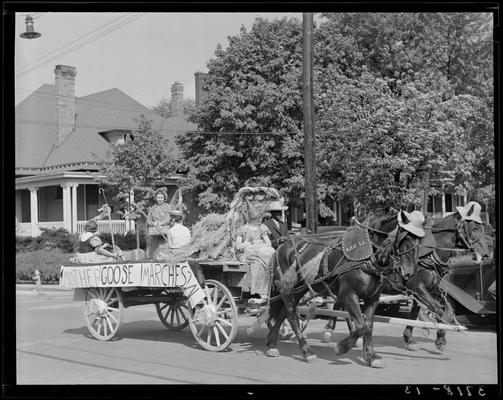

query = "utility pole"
303;13;318;234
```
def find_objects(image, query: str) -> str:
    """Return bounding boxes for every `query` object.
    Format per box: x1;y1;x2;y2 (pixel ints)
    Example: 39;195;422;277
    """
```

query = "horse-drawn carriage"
59;187;489;367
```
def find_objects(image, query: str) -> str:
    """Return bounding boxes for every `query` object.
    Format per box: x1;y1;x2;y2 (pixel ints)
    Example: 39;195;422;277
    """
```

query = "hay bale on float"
159;187;283;264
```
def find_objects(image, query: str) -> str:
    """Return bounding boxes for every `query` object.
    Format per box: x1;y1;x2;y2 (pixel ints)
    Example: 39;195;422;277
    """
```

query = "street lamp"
20;15;41;39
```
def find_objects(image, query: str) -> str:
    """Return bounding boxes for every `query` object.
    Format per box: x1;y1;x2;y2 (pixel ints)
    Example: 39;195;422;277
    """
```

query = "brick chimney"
194;72;208;108
54;65;77;147
170;81;184;117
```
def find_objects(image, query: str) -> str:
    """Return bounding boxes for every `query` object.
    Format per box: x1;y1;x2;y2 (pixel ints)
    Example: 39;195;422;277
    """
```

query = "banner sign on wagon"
60;261;205;307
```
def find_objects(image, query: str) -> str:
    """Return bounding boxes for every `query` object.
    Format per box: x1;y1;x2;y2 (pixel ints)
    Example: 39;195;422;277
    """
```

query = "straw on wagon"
168;187;282;263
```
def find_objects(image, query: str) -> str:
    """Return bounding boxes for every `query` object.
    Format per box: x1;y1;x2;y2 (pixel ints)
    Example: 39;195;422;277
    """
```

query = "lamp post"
303;13;318;234
20;15;41;39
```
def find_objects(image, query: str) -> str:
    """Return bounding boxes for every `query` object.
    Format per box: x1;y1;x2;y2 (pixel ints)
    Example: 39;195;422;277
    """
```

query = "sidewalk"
16;283;72;295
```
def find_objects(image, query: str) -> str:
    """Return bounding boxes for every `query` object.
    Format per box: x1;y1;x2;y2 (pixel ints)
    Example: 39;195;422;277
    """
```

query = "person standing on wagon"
147;189;171;259
263;200;290;249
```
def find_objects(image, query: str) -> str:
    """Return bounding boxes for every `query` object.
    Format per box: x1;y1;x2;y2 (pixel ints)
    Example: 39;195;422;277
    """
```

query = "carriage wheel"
155;293;189;330
82;287;124;341
187;279;238;351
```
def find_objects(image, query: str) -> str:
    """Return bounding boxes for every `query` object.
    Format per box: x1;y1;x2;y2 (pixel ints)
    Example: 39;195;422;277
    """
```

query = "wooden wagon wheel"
82;287;124;341
155;292;189;330
187;279;238;351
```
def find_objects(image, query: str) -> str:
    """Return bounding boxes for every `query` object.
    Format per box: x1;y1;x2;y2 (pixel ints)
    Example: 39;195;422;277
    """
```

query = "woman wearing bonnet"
235;200;275;303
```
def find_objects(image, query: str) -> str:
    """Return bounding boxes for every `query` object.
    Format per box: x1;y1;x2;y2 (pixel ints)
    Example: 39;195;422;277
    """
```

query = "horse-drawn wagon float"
59;186;291;351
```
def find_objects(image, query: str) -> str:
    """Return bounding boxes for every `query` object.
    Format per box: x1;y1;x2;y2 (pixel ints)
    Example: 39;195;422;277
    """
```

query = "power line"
16;13;147;78
17;13;132;73
15;119;288;136
17;14;145;77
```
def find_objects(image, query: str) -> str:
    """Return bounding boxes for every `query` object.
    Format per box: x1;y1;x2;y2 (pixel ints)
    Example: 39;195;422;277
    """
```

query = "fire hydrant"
33;269;42;293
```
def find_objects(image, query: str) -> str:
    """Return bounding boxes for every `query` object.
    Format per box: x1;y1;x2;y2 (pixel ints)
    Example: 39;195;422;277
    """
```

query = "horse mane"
373;227;398;266
368;212;398;234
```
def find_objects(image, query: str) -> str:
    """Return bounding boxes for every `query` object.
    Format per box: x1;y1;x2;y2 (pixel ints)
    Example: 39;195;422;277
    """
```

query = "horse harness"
272;229;412;305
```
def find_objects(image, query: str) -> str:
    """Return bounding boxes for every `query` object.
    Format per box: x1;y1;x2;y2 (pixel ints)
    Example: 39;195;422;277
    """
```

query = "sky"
15;12;303;108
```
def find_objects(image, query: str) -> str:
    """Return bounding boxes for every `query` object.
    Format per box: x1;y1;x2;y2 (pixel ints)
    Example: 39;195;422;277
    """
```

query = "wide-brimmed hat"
84;220;98;232
268;200;288;211
456;201;482;224
169;209;184;218
397;210;425;237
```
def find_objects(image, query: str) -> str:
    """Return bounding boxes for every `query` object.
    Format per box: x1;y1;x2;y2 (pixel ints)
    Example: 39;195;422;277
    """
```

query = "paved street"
16;287;497;385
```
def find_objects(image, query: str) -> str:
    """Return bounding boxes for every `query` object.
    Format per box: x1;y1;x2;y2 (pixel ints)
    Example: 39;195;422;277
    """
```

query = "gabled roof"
16;85;196;170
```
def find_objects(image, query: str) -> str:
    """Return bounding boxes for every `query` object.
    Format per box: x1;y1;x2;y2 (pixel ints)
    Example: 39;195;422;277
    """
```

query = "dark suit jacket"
263;218;289;249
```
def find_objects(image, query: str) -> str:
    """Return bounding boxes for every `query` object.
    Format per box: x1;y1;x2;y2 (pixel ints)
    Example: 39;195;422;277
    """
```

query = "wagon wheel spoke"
215;321;229;341
88;288;99;300
216;317;233;327
213;327;220;347
196;324;206;338
159;303;168;312
107;312;118;324
213;286;219;305
105;315;114;333
204;286;213;305
104;288;114;303
206;326;213;345
170;305;175;326
216;308;233;316
174;308;181;326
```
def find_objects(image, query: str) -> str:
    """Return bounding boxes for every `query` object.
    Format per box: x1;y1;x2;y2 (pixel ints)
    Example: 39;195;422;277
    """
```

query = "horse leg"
401;301;421;351
265;300;288;357
282;292;317;362
362;296;384;368
333;294;365;356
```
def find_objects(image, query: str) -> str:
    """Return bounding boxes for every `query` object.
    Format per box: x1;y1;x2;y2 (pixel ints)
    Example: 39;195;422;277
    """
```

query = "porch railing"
77;220;128;234
17;220;130;236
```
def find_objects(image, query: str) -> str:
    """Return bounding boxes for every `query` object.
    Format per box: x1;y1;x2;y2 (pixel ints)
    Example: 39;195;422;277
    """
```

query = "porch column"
129;189;136;231
71;183;79;233
29;187;39;236
441;193;446;216
61;183;72;231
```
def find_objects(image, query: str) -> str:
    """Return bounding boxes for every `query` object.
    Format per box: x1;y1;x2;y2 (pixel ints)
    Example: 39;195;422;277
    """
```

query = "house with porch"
16;65;196;236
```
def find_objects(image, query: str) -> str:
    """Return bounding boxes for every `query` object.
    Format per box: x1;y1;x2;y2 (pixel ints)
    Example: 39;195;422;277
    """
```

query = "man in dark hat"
263;200;290;249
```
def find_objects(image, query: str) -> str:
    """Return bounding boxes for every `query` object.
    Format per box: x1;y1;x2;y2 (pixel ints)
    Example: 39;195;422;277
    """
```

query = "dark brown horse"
265;212;421;368
324;206;491;352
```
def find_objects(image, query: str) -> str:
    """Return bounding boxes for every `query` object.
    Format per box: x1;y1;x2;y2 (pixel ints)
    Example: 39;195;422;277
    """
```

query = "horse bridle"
425;219;478;255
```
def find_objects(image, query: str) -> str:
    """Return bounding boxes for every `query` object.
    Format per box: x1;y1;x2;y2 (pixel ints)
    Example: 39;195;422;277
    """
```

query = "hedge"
16;248;71;283
16;228;147;253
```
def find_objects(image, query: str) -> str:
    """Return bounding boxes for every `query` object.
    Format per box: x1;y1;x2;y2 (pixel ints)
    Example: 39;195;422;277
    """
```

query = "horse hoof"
405;342;419;351
333;344;343;356
356;338;363;348
266;348;280;357
322;331;332;343
370;359;384;368
305;354;317;363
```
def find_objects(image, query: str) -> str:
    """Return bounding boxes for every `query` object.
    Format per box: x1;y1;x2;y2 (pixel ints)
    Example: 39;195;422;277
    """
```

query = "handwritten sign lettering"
60;261;205;307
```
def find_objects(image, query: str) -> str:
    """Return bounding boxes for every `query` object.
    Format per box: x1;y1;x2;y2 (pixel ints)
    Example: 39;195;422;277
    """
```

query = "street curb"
16;283;72;293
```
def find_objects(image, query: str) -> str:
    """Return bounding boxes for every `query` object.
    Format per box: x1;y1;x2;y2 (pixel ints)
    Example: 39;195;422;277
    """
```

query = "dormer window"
98;129;132;146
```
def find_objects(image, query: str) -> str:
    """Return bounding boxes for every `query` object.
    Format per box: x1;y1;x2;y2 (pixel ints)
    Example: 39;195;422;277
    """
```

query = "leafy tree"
98;115;177;222
178;13;494;217
152;97;197;118
177;17;306;213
